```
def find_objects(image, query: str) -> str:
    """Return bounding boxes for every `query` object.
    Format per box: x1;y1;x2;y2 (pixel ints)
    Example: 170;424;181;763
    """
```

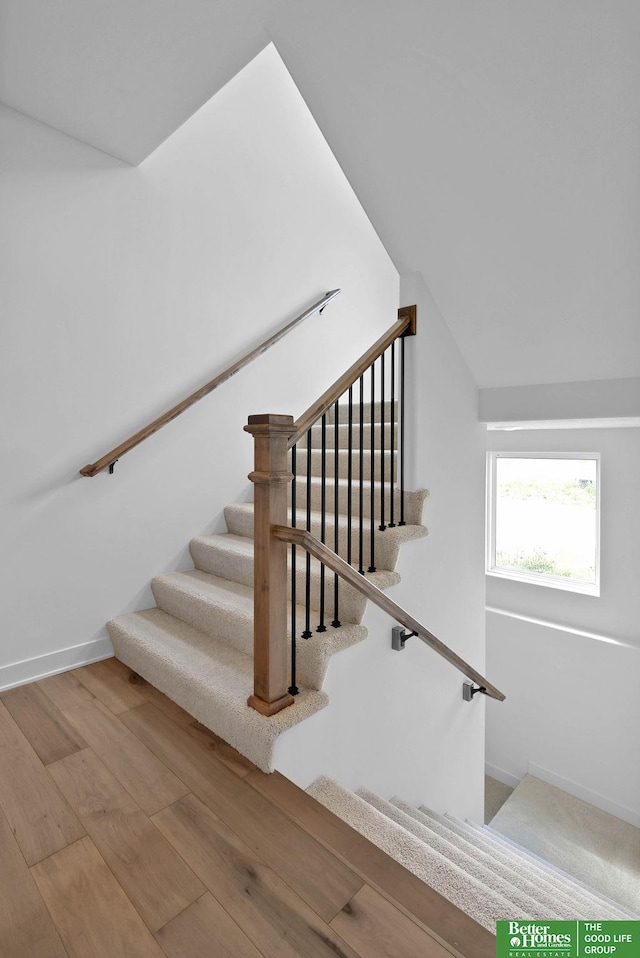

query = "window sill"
486;568;600;597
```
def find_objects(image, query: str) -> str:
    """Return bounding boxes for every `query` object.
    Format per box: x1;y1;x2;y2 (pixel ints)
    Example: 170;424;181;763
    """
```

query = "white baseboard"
528;761;640;830
0;637;114;693
485;762;521;789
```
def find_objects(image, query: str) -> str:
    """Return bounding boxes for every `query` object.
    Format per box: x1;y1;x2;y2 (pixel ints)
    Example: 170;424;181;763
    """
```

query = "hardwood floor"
0;660;493;958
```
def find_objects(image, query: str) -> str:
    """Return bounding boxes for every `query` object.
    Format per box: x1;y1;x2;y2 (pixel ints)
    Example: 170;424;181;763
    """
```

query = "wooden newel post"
244;414;296;716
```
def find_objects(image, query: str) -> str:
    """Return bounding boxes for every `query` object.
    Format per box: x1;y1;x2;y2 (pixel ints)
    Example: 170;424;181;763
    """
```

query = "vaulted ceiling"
2;0;639;387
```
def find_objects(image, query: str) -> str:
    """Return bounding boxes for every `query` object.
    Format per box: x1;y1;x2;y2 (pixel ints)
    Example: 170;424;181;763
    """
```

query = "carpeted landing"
490;774;640;914
108;403;428;773
306;776;639;933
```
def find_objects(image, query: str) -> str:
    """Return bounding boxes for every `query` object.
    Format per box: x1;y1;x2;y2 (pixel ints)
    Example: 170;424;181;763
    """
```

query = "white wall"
0;44;399;687
480;377;640;424
485;426;640;823
486;611;640;827
276;272;488;822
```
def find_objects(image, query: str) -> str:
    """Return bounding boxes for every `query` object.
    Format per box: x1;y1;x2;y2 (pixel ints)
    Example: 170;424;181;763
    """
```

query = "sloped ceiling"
2;0;639;387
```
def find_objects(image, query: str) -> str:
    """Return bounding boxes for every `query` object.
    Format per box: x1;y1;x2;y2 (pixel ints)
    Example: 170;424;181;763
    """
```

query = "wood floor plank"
100;661;196;729
139;683;196;725
184;720;257;778
155;892;262;958
102;661;256;776
110;665;258;778
153;794;358;958
0;700;84;865
121;702;363;922
0;807;68;958
331;884;453;958
101;657;146;686
48;748;205;932
38;671;94;711
247;770;493;958
1;682;87;766
63;699;189;815
71;661;146;713
31;836;164;958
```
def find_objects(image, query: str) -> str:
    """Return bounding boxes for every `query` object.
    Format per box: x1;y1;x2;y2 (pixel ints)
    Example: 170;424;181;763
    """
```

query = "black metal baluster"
379;351;386;531
302;427;312;638
389;339;396;527
347;385;353;566
358;374;365;573
331;399;341;627
317;414;327;632
289;444;298;694
399;335;406;526
368;362;376;572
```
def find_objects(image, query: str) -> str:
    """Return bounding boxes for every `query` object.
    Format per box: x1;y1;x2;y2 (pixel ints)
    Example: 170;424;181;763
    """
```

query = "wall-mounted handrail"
79;289;341;477
273;525;506;702
288;304;416;449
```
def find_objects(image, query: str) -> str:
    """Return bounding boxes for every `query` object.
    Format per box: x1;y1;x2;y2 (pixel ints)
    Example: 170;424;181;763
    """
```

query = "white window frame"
486;451;601;596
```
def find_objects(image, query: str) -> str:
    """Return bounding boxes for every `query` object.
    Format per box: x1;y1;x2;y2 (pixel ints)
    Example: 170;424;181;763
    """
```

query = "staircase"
307;776;640;931
107;401;428;773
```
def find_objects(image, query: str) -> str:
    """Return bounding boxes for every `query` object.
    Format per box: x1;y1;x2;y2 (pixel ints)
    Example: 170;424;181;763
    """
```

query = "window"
486;453;600;595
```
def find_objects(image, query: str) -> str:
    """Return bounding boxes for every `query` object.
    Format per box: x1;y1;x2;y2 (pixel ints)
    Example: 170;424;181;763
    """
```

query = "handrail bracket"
462;681;488;701
391;626;417;651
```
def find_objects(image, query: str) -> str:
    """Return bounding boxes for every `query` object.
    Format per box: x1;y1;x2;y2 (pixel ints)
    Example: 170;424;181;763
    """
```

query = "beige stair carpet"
389;798;602;920
307;775;518;932
406;802;629;920
108;401;429;774
306;776;637;933
490;774;640;914
458;816;635;919
356;788;565;919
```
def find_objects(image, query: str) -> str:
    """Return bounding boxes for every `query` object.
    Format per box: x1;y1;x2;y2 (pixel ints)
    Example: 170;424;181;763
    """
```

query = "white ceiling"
2;0;639;388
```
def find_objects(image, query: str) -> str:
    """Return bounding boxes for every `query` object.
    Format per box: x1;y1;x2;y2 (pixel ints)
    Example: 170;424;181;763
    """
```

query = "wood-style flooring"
0;660;493;958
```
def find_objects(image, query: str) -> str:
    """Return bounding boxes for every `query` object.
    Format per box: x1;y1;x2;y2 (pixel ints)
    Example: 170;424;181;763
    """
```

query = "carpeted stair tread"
297;421;396;450
322;400;397;425
448;816;634;919
151;568;367;689
410;803;610;919
151;570;256;654
306;448;396;481
357;789;561;919
460;817;634;918
483;825;638;920
107;608;328;773
391;800;602;920
306;776;527;932
292;477;428;525
421;806;615;917
487;775;640;915
480;823;639;919
224;502;427;571
189;532;400;624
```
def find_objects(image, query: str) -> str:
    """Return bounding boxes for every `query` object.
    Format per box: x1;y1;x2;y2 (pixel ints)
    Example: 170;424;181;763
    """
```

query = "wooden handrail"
288;304;416;448
79;289;341;477
272;525;506;702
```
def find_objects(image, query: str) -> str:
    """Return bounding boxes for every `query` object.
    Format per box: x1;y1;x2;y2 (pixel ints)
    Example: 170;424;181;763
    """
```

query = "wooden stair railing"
79;289;340;477
274;526;505;701
245;304;504;715
288;304;416;448
245;307;414;715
